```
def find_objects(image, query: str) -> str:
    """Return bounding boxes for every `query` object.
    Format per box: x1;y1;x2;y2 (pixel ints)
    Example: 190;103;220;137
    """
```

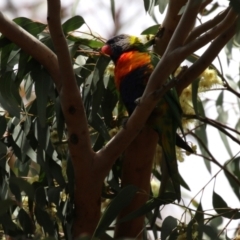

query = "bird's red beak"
101;45;112;56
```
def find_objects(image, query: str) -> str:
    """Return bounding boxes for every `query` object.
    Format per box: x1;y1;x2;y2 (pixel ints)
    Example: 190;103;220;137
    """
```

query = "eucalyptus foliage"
0;1;240;239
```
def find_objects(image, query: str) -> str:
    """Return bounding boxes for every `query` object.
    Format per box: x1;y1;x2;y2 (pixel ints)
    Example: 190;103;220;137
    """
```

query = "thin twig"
185;114;240;145
177;21;237;93
191;132;240;186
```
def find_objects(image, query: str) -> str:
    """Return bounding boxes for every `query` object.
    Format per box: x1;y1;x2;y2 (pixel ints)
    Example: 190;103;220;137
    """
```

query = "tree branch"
47;1;100;236
179;8;237;58
47;0;93;159
177;20;237;93
0;12;61;91
185;8;229;44
154;0;214;56
166;0;202;53
154;0;187;56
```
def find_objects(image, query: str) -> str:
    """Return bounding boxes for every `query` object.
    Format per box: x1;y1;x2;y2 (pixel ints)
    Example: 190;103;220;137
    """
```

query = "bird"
101;34;193;201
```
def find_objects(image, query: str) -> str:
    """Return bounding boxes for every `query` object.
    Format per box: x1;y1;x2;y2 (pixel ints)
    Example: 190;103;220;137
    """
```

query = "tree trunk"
114;126;158;239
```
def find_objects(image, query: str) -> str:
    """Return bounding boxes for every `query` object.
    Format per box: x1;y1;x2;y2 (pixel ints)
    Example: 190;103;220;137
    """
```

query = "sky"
1;0;240;238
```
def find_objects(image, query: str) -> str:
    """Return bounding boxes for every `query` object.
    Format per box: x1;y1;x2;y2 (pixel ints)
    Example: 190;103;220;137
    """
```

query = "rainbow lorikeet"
101;34;193;200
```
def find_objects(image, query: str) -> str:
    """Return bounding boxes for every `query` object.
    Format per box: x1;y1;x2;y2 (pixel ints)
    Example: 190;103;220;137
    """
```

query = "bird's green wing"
148;52;184;200
149;52;184;135
147;98;181;201
164;88;185;138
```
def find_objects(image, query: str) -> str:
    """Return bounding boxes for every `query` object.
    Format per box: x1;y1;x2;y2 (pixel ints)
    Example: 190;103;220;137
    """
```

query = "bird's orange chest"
114;51;153;89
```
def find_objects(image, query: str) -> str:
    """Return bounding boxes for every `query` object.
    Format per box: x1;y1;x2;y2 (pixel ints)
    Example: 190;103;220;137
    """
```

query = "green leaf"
191;79;206;117
9;179;22;203
216;91;224;106
161;216;178;240
187;203;204;239
88;55;111;138
178;172;190;191
16;160;31;176
16;51;31;82
67;36;104;48
158;0;168;13
0;115;6;137
13;17;46;36
93;185;139;237
40;35;55;51
194;203;204;224
0;71;21;118
12;124;37;162
0;37;12;48
110;0;115;22
143;0;156;17
1;43;19;72
47;187;63;220
47;187;61;206
9;177;34;200
195;125;211;173
212;191;240;219
35;186;47;208
148;0;157;17
118;192;177;223
224;157;240;200
62;15;85;34
225;38;233;65
34;118;51;151
101;87;118;128
164;89;184;135
0;212;22;234
169;229;178;240
31;66;52;127
141;24;160;35
218;129;233;158
143;0;151;12
49;160;66;187
92;134;105;151
55;97;65;143
90;113;110;141
209;216;223;228
186;219;195;240
16;51;39;85
191;78;200;115
77;56;97;89
18;208;34;234
35;206;56;236
233;19;240;47
0;200;15;216
91;55;110;93
198;225;219;239
22;114;31;136
24;74;34;100
216;107;233;158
